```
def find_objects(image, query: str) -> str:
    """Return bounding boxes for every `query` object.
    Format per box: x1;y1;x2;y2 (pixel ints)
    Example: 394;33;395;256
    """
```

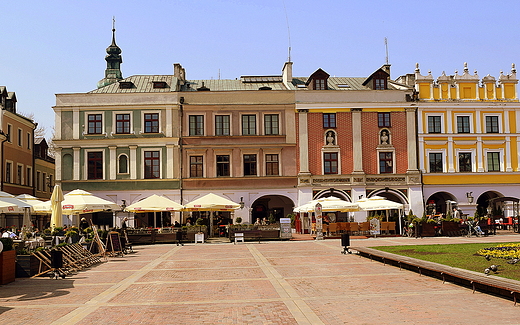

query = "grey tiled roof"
89;75;177;94
88;75;411;93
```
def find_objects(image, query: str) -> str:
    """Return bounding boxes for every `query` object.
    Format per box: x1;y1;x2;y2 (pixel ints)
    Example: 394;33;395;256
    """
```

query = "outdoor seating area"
310;221;398;237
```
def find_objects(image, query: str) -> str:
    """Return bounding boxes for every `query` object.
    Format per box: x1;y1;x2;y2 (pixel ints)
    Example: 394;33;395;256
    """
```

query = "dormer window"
119;81;134;89
314;79;326;90
374;78;386;90
153;81;168;89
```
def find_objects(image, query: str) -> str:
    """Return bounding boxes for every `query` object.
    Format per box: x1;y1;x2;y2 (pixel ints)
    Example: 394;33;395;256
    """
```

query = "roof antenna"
385;37;389;65
282;0;292;62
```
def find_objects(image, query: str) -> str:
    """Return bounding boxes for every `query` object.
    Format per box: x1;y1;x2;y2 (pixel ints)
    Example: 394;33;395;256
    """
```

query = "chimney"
174;63;186;81
282;61;293;89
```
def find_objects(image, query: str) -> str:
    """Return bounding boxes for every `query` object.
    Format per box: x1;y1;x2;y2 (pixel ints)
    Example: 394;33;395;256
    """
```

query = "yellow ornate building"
415;63;520;218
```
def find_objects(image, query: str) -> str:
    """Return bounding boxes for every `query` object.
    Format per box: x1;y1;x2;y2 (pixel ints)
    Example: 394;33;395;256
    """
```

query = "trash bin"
341;233;350;247
50;250;63;269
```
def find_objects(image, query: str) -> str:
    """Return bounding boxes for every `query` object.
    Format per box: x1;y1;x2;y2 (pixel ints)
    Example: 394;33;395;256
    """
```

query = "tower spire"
97;17;123;88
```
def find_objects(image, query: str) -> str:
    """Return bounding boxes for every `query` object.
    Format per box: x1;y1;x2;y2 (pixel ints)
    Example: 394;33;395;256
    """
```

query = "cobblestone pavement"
1;234;519;324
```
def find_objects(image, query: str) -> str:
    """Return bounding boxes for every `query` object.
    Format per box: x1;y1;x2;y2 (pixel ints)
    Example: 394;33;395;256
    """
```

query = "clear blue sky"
2;0;519;138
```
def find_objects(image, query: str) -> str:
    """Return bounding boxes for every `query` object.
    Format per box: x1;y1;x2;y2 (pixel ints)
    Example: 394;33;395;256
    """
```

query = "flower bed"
476;243;520;259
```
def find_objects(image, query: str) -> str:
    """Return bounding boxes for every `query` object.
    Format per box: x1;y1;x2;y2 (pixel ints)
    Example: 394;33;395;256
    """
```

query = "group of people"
1;227;20;239
254;217;270;226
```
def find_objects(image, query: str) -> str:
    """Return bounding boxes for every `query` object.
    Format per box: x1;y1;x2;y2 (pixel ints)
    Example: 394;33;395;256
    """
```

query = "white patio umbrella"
184;193;240;237
0;191;32;213
357;196;403;222
294;197;359;213
34;189;120;215
125;194;183;213
183;193;241;211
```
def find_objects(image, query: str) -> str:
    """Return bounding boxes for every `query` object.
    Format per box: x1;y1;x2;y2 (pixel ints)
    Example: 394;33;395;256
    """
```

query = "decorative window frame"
240;113;258;136
454;114;473;134
17;128;22;147
141;148;163;179
84;149;105;180
240;148;260;177
321;147;341;175
185;148;207;178
263;148;283;176
213;113;232;136
324;129;338;146
455;149;476;172
140;110;163;135
214;149;233;177
112;111;135;135
483;113;502;134
117;153;130;174
83;111;106;136
425;113;444;134
262;113;281;135
376;148;395;174
426;149;446;173
16;163;24;185
484;148;504;172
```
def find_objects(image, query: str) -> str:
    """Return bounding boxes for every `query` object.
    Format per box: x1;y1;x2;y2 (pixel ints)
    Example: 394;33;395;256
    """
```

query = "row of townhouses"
51;30;520;231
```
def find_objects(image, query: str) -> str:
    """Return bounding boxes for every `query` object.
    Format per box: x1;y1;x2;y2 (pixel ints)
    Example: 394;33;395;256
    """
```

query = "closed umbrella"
50;185;64;229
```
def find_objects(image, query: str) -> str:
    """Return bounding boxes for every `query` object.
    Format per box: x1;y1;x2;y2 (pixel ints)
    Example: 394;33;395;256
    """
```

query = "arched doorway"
426;191;457;217
476;191;503;217
251;195;294;224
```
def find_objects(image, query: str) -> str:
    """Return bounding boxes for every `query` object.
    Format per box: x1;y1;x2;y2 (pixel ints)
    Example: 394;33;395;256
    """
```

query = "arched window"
118;154;128;174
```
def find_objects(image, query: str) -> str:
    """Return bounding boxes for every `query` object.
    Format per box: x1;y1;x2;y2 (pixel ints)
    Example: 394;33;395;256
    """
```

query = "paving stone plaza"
1;234;519;324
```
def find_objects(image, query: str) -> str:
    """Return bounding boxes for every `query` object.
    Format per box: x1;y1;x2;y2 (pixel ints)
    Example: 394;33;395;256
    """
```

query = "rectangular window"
17;165;22;185
42;173;47;192
264;114;279;135
429;153;443;173
216;155;230;177
144;151;160;179
486;116;499;133
144;113;159;133
189;115;204;136
375;78;385;90
87;152;103;179
265;154;279;176
458;153;472;172
48;175;53;190
215;115;230;136
378;113;391;128
324;152;338;174
190;156;203;177
88;114;103;134
26;167;32;187
36;171;40;191
18;129;22;146
27;132;31;149
457;116;470;133
243;154;257;176
323;113;336;128
427;116;442;133
487;152;500;171
315;79;326;90
242;115;256;135
116;114;131;134
379;152;393;173
7;125;12;142
5;162;12;183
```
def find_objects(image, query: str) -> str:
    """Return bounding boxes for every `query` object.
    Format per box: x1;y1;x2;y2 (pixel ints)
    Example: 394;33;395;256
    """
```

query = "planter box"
0;250;16;284
442;221;462;237
16;254;40;278
420;222;436;237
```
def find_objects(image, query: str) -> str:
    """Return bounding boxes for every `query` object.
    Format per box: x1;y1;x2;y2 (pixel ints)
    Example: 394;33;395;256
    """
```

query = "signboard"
279;218;292;239
315;203;323;240
106;231;123;256
370;218;381;235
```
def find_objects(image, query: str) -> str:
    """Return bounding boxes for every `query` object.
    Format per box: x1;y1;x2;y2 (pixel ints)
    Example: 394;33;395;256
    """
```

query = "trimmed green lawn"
374;242;520;281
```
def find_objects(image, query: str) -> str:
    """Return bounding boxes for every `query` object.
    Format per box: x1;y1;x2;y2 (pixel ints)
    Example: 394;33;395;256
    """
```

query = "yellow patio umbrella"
50;184;64;229
125;194;183;213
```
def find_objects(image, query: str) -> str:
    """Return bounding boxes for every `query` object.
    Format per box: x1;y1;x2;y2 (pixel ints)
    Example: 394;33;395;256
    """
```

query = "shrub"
0;237;14;251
